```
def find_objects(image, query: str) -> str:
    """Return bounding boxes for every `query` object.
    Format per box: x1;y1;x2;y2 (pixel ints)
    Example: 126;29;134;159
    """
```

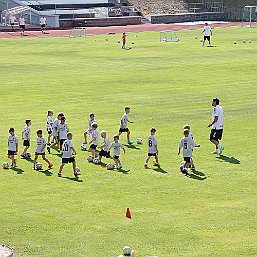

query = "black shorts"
62;157;75;164
148;153;157;157
47;128;52;135
20;25;25;29
35;152;45;156
210;129;223;141
204;36;211;41
184;157;191;163
90;144;97;150
113;155;119;160
8;150;16;156
60;139;66;146
23;140;30;147
119;128;129;133
41;24;46;28
99;149;111;158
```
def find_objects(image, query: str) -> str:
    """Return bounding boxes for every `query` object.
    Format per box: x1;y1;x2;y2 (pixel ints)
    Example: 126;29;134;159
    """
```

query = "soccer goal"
242;6;257;27
69;27;87;37
160;30;179;42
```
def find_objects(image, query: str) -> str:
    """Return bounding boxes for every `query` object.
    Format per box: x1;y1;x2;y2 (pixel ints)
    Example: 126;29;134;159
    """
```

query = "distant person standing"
9;15;16;31
122;32;126;49
208;98;224;155
40;16;47;33
202;22;212;46
19;16;26;35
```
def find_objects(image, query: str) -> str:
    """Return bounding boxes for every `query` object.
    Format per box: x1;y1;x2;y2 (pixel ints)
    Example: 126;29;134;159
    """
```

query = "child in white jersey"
49;112;64;152
83;112;96;146
183;124;200;169
109;135;125;169
33;129;53;170
98;130;116;163
178;129;199;175
46;110;54;146
58;132;78;177
21;119;32;158
8;128;18;168
144;127;160;168
57;116;69;152
118;106;133;145
89;122;99;158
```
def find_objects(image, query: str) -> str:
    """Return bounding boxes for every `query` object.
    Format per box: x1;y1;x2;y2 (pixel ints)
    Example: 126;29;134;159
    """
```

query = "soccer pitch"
0;26;256;257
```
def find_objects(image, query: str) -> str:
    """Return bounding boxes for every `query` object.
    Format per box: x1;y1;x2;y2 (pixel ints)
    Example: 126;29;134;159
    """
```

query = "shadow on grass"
12;167;25;174
187;168;207;181
124;144;140;150
61;176;83;182
38;169;53;176
216;155;240;164
152;166;168;174
117;168;130;174
21;157;34;163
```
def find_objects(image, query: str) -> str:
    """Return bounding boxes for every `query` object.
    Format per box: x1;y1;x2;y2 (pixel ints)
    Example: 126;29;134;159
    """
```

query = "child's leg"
42;155;50;165
58;163;65;174
9;155;15;166
72;161;76;173
21;146;29;156
83;131;88;143
145;156;151;165
155;155;159;164
58;140;61;151
33;155;38;169
127;131;130;141
91;148;96;158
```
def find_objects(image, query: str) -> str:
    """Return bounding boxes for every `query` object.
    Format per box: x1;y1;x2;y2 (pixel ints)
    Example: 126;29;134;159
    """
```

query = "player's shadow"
38;169;53;176
188;169;207;180
21;157;34;163
61;176;83;182
12;167;25;174
216;155;240;164
124;144;140;150
152;167;168;174
117;168;130;174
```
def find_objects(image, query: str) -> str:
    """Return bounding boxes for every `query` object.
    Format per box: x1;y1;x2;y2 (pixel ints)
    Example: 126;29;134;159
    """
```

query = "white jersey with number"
91;129;99;145
102;137;110;152
19;18;25;25
10;16;16;23
47;116;53;130
36;137;46;153
204;26;211;36
179;137;196;158
120;113;128;129
23;126;30;140
109;142;124;156
147;135;158;154
212;105;224;130
58;123;69;140
8;135;18;151
40;17;47;25
62;139;73;158
52;119;59;136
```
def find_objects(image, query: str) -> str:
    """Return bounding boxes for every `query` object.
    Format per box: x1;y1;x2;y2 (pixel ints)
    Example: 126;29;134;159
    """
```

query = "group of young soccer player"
6;105;206;177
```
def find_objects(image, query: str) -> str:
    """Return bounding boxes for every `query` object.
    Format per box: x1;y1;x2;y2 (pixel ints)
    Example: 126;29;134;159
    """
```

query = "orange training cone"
126;208;131;219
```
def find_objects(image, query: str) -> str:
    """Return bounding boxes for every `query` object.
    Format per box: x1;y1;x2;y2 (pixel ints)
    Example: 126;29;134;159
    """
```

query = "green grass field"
0;26;257;257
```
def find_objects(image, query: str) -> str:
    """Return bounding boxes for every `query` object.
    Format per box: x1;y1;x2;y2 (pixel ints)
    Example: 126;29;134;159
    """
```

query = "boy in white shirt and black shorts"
57;116;69;152
118;106;134;145
89;122;99;158
50;112;64;151
202;22;212;46
33;129;53;170
58;132;78;177
109;135;125;169
8;127;18;168
21;119;32;158
144;127;160;168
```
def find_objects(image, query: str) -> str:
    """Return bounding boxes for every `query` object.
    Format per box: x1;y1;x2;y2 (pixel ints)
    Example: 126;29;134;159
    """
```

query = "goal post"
242;6;257;26
160;30;179;42
69;27;87;37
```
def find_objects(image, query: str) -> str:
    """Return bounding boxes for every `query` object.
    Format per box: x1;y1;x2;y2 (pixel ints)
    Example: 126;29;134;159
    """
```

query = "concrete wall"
59;16;141;27
150;12;225;24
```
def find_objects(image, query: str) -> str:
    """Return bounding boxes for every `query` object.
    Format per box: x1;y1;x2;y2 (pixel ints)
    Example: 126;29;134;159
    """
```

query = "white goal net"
69;27;87;37
160;30;179;42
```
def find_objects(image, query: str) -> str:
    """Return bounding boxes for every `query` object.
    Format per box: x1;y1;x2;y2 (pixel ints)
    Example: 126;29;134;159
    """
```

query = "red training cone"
126;208;131;219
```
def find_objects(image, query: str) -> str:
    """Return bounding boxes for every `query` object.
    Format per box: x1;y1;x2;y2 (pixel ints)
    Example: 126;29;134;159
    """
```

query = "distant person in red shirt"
122;32;126;49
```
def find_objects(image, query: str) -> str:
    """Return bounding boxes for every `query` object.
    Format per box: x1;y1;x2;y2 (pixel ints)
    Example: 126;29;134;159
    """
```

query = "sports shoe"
127;140;134;145
115;165;119;169
74;171;79;177
58;172;62;177
119;163;122;168
219;146;224;155
144;164;149;169
212;150;219;154
48;163;53;169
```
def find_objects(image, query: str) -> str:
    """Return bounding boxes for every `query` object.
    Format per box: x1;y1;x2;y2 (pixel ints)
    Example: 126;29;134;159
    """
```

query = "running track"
0;22;256;39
